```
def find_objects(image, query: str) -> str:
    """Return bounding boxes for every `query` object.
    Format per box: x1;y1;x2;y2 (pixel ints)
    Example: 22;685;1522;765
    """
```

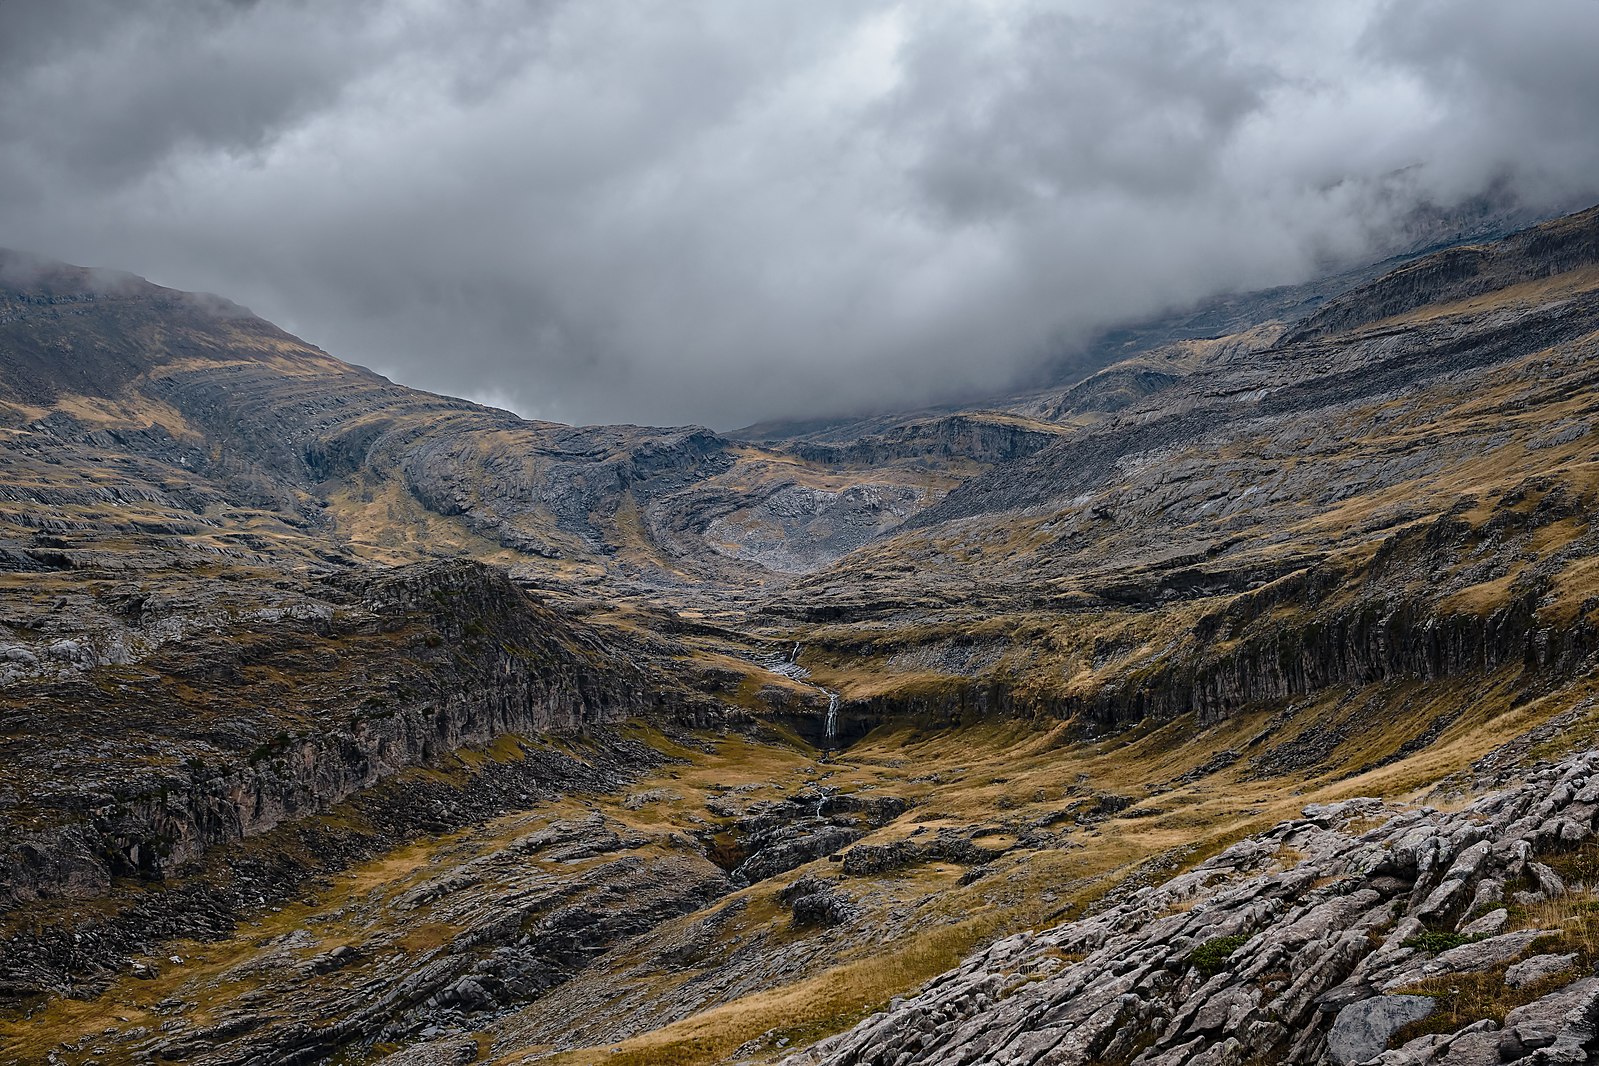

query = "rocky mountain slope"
788;749;1599;1066
783;207;1599;734
0;560;673;911
6;206;1599;1065
0;247;1068;604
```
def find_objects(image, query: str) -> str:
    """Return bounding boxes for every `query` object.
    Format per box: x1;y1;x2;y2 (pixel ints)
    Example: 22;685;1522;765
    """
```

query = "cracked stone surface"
782;750;1599;1066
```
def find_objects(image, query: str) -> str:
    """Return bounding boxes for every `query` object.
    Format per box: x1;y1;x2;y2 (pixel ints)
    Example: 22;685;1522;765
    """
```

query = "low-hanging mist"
2;0;1597;428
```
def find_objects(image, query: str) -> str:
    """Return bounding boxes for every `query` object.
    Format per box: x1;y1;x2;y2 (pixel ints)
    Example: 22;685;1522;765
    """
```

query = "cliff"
0;559;697;911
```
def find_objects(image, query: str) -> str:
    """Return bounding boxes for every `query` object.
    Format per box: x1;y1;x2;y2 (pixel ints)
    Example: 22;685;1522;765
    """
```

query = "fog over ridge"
2;0;1596;429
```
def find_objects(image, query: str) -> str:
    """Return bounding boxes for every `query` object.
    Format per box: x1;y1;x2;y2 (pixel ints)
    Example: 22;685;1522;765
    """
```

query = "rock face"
780;414;1063;467
782;750;1599;1066
0;559;696;913
1286;205;1599;341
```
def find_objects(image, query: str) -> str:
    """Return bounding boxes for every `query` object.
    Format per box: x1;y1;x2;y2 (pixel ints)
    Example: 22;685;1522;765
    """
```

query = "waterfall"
755;643;842;748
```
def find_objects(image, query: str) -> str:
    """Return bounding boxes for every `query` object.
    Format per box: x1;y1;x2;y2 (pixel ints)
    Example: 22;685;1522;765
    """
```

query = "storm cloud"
2;0;1597;428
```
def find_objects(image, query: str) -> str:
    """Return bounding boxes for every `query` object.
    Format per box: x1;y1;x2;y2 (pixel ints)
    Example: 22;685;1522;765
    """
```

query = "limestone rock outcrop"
784;750;1599;1066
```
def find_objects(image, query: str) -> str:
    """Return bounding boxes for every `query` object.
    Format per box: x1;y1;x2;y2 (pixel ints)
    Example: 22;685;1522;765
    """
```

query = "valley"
5;206;1599;1065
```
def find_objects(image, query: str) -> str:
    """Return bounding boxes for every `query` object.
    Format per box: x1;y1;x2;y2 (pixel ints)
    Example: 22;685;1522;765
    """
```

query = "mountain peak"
0;249;314;406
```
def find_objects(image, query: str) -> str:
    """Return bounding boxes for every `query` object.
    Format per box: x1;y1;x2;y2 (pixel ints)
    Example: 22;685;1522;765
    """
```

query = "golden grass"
518;921;993;1066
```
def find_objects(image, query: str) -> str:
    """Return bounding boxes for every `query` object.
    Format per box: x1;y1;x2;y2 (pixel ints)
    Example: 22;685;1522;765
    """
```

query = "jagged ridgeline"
3;206;1599;1064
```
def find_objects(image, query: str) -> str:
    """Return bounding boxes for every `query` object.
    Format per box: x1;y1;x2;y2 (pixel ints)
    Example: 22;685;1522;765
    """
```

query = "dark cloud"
1;0;1596;428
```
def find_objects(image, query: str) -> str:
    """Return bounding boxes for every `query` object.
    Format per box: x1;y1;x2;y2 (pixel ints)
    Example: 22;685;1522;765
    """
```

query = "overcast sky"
2;1;1597;429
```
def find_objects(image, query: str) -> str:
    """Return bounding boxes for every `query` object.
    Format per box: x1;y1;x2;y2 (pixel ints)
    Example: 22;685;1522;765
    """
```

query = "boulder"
1504;952;1577;989
1456;909;1506;937
1501;975;1599;1052
1328;995;1435;1065
790;890;858;928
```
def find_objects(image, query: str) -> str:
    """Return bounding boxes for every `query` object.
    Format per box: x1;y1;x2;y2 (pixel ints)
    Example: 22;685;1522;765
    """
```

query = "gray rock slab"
1328;995;1435;1065
1504;952;1577;989
1456;908;1507;937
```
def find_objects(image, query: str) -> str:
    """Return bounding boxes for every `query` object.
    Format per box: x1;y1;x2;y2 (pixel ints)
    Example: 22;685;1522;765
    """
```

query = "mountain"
5;206;1599;1065
0;247;1079;598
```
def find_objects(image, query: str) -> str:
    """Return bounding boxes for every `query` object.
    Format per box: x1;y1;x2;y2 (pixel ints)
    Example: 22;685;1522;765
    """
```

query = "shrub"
1189;933;1251;976
1402;931;1481;953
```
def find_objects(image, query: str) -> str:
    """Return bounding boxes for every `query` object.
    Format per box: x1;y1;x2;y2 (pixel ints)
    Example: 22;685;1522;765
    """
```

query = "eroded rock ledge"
0;559;713;913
